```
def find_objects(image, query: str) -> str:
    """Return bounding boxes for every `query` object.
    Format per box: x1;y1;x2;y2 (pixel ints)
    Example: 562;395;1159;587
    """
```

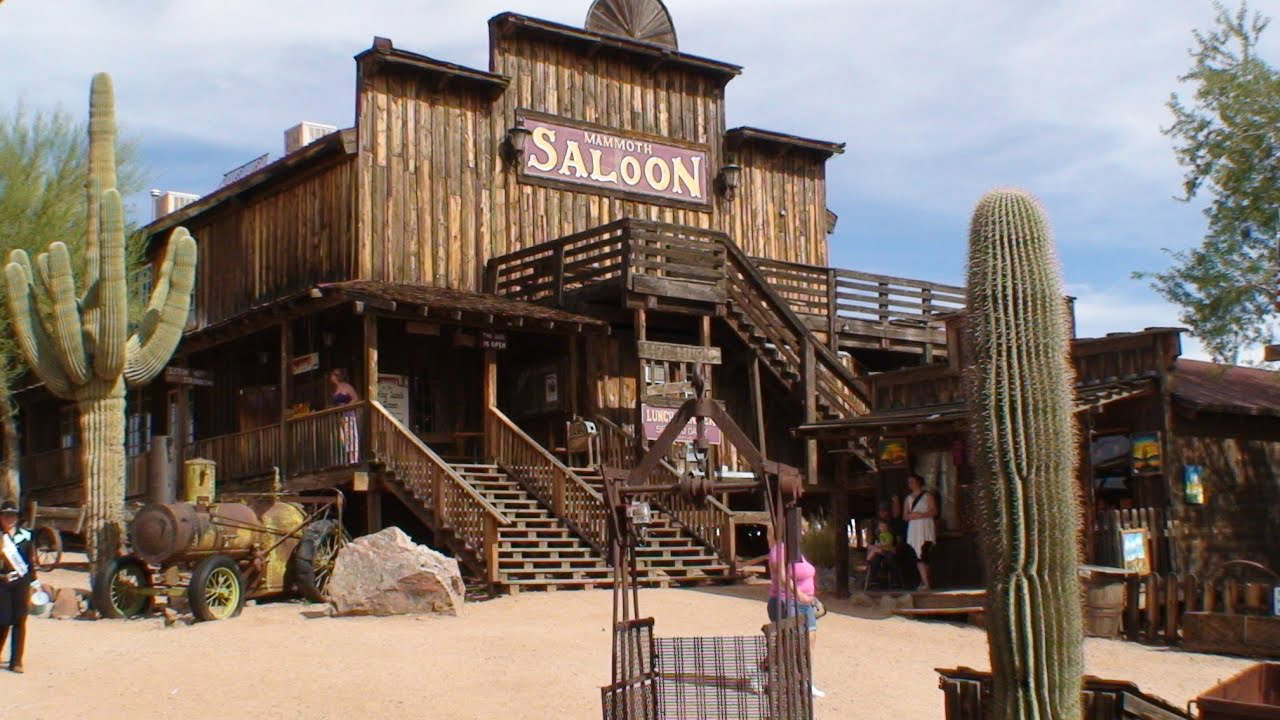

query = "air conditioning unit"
150;190;200;222
284;122;338;154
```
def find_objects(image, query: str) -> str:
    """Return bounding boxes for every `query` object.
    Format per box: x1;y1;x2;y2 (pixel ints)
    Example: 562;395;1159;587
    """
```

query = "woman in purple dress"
329;369;360;464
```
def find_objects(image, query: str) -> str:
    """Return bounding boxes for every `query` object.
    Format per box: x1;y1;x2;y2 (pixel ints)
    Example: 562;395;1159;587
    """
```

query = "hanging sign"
482;331;508;350
163;367;213;387
641;403;721;445
291;353;320;375
518;111;710;207
637;341;721;365
377;374;410;428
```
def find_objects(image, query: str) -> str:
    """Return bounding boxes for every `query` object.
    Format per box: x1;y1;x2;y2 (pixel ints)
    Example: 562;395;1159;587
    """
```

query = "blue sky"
3;0;1272;361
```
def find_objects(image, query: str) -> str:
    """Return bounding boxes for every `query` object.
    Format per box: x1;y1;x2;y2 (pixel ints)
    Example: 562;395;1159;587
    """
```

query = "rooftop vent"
285;122;337;155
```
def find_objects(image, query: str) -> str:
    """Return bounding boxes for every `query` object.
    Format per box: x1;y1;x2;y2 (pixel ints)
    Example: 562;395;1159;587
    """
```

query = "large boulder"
327;527;465;617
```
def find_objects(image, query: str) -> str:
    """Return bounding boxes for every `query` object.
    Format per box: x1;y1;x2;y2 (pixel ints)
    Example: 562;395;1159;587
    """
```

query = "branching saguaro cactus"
965;189;1083;719
3;73;197;572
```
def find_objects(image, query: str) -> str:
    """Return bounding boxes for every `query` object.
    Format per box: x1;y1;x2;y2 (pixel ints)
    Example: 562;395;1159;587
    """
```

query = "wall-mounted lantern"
504;121;532;165
716;162;741;201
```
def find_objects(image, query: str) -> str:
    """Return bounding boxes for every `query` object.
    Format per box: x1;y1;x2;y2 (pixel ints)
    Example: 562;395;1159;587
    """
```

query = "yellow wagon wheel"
189;555;246;622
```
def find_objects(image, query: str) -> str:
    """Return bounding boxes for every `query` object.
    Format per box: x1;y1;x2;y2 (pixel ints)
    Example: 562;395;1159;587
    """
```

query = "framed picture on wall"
1183;465;1206;505
1130;432;1162;476
1120;527;1151;576
877;437;909;469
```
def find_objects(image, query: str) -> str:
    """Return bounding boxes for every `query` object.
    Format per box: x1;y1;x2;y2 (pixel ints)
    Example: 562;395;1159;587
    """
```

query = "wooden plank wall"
354;32;837;291
187;158;356;328
724;143;829;266
1168;424;1280;575
584;335;637;428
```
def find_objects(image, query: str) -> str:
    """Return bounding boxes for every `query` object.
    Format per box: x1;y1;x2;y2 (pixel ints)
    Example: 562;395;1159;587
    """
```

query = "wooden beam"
833;454;850;599
279;321;291;477
803;338;818;484
365;475;383;534
363;314;379;403
750;357;766;456
483;348;498;459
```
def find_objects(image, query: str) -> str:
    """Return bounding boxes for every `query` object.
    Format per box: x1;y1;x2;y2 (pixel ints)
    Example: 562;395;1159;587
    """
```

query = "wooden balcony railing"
751;257;964;334
370;401;507;583
488;406;608;554
486;218;728;306
285;403;367;476
186;424;283;481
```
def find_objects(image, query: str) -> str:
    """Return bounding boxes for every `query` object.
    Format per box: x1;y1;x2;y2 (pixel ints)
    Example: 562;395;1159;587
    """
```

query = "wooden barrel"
1083;580;1126;638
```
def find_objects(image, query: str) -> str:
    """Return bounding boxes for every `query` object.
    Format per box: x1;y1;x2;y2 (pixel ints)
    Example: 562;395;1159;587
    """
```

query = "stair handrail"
720;237;871;413
487;406;608;554
371;401;511;524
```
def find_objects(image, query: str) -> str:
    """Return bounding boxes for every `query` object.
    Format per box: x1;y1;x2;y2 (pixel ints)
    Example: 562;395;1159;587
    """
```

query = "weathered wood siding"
724;144;829;266
354;31;836;291
1169;415;1280;574
187;158;356;328
584;334;638;427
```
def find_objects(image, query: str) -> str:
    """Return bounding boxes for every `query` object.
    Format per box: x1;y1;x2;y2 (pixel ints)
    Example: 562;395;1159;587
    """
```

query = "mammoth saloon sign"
517;112;710;207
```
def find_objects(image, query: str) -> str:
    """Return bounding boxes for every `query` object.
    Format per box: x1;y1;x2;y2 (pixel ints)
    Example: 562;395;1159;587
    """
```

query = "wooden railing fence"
369;402;507;583
21;447;149;499
185;424;283;482
1116;570;1277;646
751;256;964;338
488;406;608;554
1093;508;1182;574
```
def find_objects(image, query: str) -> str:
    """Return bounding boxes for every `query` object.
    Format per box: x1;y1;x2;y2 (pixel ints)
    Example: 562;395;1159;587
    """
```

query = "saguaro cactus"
3;73;197;571
965;189;1083;718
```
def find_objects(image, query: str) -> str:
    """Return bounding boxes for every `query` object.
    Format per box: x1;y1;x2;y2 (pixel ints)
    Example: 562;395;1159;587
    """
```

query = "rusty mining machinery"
600;375;814;720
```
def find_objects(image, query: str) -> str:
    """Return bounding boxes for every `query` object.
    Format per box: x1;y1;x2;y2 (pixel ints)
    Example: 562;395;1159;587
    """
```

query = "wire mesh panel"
602;677;660;720
654;635;770;719
614;619;657;684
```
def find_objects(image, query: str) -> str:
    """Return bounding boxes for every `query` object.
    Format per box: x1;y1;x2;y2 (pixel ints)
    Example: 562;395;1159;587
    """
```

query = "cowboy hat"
0;500;18;514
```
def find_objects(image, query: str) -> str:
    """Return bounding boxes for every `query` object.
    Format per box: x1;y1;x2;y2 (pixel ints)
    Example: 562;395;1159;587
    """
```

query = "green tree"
0;103;146;499
1140;1;1280;363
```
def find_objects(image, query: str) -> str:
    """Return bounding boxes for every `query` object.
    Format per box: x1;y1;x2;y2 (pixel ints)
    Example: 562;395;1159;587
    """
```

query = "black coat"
0;527;35;626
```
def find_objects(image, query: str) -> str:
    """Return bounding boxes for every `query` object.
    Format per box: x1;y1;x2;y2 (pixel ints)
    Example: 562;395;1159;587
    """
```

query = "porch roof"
318;280;611;332
1170;359;1280;418
795;378;1155;438
177;280;609;355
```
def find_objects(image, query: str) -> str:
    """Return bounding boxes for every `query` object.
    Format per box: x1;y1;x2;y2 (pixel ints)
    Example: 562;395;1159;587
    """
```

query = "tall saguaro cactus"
4;73;197;571
965;189;1083;719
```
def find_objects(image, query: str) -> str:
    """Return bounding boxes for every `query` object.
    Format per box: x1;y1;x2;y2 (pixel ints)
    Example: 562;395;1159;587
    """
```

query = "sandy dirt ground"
1;564;1252;720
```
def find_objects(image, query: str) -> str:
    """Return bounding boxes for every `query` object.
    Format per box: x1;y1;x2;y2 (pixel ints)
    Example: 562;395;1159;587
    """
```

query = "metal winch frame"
601;375;813;720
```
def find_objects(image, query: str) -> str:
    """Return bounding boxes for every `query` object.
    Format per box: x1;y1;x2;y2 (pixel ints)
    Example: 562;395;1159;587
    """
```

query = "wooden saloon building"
14;0;1276;594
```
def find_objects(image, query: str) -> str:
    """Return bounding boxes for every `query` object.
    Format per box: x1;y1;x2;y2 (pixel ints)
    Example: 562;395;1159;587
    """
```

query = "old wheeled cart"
93;486;347;622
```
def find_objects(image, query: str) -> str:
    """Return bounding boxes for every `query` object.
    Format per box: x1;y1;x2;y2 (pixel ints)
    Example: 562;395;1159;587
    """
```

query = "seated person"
865;520;896;563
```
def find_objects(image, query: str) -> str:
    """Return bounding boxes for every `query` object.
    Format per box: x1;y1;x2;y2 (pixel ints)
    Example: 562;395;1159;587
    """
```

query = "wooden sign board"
291;352;320;375
164;366;213;387
646;381;693;398
481;331;508;350
641;403;721;445
517;111;710;208
637;341;721;365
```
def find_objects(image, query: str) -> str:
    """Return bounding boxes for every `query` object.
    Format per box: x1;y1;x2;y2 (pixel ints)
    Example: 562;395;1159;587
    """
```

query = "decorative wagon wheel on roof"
586;0;679;50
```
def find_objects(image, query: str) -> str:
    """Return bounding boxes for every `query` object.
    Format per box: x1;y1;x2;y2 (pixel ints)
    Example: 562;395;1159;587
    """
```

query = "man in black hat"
0;499;34;672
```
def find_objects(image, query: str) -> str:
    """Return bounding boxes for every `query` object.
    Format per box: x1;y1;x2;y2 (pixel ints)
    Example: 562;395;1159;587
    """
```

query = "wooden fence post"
826;269;838;351
1164;573;1180;644
484;514;500;586
1124;575;1141;641
1145;574;1160;642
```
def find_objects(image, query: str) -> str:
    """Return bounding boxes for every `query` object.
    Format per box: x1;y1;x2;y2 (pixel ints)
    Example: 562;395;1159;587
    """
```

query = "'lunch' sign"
518;112;710;207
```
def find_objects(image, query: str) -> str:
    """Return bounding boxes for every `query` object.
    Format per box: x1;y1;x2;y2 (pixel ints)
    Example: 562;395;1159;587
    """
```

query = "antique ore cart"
95;467;346;621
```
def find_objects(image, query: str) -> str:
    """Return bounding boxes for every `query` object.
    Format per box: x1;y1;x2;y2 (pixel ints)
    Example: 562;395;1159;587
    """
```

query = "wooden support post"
1124;575;1140;640
634;307;647;457
802;338;817;485
833;456;850;599
826;268;838;352
1164;573;1180;644
483;349;497;460
567;336;580;418
278;321;291;478
362;314;378;462
1145;574;1160;642
365;474;383;534
750;357;766;456
724;513;737;577
175;383;190;468
484;514;501;586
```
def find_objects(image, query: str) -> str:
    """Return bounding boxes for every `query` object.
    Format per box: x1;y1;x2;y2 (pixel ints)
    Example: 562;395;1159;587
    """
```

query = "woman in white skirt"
903;474;938;590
